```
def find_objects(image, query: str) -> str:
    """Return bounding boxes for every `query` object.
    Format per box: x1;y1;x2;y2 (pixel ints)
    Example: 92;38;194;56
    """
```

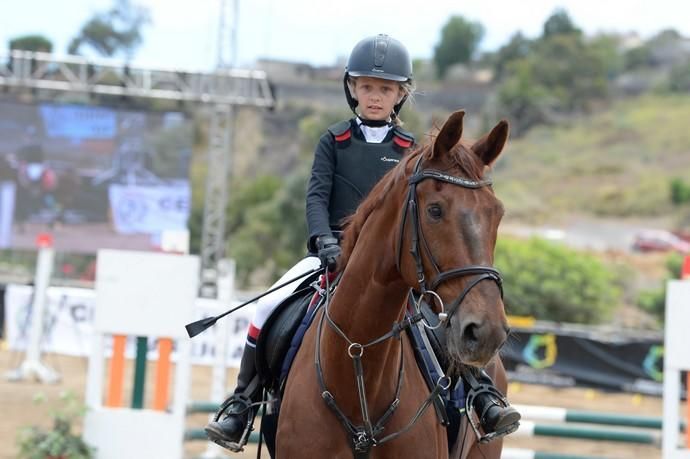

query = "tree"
9;35;53;53
542;8;581;39
495;28;613;135
589;34;625;80
68;0;151;58
496;59;552;136
433;16;484;79
488;32;532;82
668;60;690;92
530;34;609;111
624;45;653;70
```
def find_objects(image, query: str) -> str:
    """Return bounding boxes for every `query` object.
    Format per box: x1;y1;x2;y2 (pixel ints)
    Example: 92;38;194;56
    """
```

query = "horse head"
398;110;509;370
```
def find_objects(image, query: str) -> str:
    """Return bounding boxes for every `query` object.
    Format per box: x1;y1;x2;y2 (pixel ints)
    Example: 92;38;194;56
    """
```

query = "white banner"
108;183;190;235
0;181;15;249
4;284;255;368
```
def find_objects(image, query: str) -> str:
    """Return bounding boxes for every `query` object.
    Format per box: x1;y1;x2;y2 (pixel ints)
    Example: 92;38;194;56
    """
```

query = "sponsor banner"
108;184;190;235
4;284;254;368
502;328;687;396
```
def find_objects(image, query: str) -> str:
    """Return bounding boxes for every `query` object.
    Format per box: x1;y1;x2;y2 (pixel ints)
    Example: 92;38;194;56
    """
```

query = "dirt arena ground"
0;349;678;459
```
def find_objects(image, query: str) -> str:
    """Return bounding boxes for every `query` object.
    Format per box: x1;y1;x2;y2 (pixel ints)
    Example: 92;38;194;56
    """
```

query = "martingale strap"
314;274;450;458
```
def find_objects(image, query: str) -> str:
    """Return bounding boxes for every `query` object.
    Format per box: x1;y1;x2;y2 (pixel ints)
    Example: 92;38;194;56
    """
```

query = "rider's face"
352;77;403;121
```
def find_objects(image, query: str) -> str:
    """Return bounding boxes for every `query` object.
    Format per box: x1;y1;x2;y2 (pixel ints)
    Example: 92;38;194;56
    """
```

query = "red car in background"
632;229;690;254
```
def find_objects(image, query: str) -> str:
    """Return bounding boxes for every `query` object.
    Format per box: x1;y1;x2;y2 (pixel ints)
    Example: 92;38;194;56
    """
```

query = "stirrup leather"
465;384;519;444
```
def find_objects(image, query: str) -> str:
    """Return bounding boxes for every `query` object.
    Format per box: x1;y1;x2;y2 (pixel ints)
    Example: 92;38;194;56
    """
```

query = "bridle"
396;154;503;326
314;153;504;458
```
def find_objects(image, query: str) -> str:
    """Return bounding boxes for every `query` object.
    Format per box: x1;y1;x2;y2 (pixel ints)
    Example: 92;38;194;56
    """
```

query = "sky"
2;0;690;72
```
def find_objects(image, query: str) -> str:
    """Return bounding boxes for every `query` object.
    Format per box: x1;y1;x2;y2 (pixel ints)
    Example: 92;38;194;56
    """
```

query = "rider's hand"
316;235;341;272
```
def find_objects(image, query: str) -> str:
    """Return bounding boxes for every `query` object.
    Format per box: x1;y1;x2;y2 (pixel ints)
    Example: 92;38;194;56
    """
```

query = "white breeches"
250;256;321;331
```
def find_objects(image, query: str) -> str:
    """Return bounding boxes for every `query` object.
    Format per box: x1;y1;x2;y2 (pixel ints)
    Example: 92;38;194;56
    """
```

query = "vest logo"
380;156;399;163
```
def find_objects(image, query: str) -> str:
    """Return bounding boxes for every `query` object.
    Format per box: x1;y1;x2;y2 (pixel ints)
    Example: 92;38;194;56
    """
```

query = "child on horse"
205;33;519;452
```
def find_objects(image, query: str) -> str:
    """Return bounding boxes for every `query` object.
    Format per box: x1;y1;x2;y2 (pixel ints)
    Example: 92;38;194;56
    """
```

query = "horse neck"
320;204;410;401
329;207;409;342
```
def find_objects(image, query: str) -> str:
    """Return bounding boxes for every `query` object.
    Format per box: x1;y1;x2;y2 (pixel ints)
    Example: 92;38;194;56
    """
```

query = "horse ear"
432;110;465;159
471;120;509;166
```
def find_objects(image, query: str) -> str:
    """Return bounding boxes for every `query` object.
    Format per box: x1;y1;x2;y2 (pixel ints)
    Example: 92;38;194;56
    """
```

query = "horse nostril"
462;321;480;344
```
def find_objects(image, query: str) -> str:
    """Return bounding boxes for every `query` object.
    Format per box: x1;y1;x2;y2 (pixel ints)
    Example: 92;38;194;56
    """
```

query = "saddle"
255;270;324;393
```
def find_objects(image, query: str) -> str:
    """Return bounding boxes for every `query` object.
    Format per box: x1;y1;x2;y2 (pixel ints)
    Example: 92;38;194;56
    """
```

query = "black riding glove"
316;235;341;272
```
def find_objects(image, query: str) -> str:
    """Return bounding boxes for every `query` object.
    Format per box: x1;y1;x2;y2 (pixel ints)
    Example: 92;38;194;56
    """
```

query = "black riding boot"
464;369;520;442
204;345;260;452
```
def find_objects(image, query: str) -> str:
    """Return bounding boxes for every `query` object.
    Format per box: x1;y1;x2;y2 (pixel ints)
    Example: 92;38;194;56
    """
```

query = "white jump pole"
5;233;60;383
663;277;690;459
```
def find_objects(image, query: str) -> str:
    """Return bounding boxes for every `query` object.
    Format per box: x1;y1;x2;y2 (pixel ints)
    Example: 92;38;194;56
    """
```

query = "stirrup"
208;395;256;452
465;384;519;444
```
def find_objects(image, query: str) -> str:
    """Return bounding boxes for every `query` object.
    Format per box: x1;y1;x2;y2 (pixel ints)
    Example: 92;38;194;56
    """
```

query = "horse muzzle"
448;311;508;367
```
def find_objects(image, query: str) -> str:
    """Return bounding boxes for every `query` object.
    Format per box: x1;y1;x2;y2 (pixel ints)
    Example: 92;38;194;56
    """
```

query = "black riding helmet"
344;34;413;117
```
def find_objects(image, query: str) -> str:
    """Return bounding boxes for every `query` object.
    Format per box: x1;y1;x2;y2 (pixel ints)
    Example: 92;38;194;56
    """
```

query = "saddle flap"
255;288;314;392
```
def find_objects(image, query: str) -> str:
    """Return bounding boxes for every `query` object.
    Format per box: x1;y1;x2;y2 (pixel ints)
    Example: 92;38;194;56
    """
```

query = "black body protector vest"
327;120;415;229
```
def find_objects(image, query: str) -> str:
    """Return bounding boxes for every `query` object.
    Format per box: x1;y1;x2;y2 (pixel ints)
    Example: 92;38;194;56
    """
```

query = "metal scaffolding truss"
0;50;275;298
0;50;274;107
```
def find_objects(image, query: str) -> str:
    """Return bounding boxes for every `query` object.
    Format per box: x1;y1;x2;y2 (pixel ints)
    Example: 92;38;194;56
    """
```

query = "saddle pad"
278;294;323;385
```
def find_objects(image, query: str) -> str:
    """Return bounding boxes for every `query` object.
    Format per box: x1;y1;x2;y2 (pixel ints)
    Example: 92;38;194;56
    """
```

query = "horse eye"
427;204;443;220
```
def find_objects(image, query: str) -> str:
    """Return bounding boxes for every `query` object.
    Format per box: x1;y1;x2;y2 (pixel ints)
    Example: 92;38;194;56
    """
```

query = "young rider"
205;33;519;452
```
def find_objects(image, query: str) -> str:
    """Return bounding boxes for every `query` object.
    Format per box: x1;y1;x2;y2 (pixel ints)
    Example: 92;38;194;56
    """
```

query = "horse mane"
339;137;486;269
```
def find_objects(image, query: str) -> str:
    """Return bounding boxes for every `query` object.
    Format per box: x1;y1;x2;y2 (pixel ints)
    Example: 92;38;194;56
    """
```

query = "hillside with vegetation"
493;94;690;224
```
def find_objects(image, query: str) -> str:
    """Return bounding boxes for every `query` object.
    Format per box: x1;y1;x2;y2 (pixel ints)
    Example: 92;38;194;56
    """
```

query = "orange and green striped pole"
153;338;173;411
131;337;148;409
104;335;175;411
106;335;126;407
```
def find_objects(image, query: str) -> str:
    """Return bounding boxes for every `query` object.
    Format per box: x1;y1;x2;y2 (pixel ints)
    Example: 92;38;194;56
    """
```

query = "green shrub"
637;253;684;323
668;60;690;92
670;177;690;205
17;391;94;459
495;237;620;323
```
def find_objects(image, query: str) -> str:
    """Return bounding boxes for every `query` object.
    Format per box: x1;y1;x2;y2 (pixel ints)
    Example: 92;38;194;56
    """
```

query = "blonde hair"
347;76;416;126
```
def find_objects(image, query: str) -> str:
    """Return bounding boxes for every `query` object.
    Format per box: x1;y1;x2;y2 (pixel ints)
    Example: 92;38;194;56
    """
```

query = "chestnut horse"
276;111;510;459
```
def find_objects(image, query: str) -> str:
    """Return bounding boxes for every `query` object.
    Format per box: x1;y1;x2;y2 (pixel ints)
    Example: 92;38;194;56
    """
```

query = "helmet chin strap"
358;117;390;127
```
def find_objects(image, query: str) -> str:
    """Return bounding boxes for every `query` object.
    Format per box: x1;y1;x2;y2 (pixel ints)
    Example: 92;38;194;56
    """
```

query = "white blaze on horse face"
459;206;494;266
